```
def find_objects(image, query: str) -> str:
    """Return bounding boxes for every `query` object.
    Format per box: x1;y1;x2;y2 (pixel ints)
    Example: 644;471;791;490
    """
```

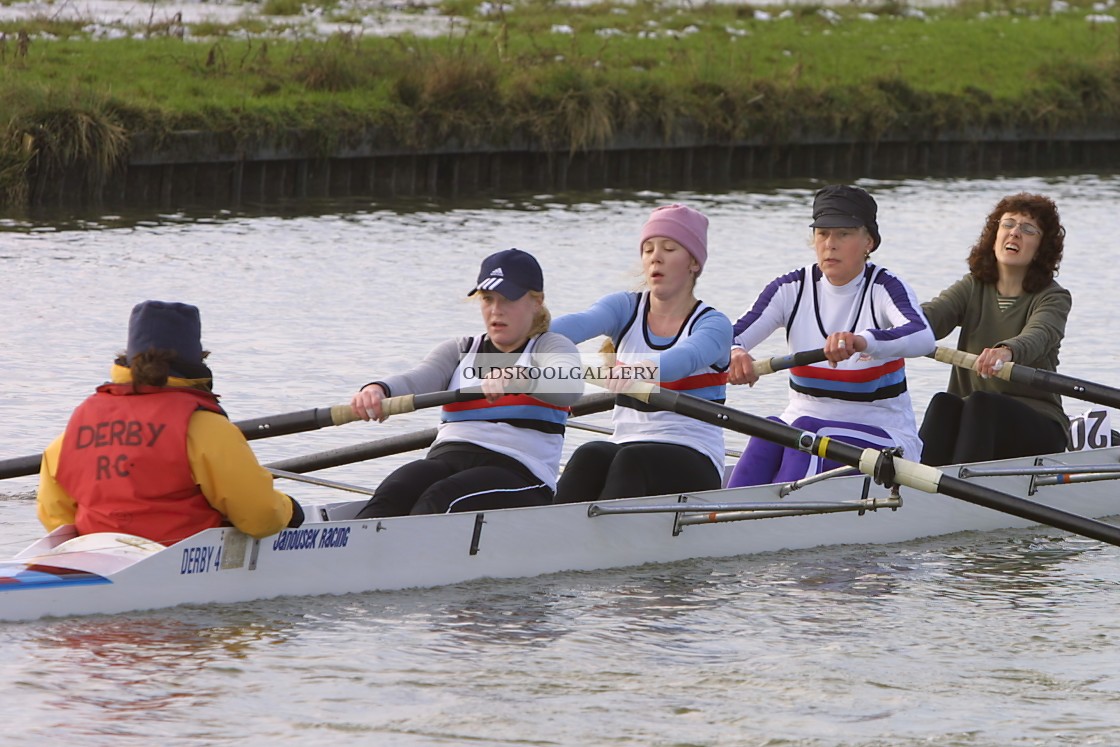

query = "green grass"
3;0;1120;204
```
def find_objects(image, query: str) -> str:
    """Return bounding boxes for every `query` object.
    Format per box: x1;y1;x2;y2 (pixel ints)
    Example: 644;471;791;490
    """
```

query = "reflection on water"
0;527;1116;745
8;610;302;742
920;535;1115;610
404;586;577;653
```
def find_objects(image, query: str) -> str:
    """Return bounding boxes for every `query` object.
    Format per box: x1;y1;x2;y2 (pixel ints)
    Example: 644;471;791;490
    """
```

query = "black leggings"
553;440;722;503
919;390;1068;466
355;444;553;518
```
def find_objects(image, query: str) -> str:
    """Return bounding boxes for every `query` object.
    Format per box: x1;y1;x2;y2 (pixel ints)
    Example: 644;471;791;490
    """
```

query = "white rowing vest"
612;292;728;474
782;265;921;460
437;334;568;489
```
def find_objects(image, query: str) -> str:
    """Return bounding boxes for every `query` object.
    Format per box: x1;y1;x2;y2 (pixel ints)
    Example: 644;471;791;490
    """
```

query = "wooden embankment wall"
37;125;1120;207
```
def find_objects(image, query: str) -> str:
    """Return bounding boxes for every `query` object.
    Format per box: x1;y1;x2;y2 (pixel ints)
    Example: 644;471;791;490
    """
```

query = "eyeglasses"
999;218;1041;237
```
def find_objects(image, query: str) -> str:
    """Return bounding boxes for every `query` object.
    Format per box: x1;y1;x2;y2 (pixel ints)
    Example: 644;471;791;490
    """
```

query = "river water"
2;175;1119;745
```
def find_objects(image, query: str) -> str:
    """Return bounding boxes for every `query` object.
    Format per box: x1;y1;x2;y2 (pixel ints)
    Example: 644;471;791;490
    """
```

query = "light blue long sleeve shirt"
551;291;732;380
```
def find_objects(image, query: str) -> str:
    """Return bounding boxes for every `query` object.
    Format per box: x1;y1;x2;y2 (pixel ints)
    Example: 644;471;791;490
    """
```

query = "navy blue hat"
126;301;204;365
467;248;544;300
810;185;882;251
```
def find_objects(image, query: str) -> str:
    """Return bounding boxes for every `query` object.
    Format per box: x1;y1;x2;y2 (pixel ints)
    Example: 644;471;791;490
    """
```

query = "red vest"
56;384;227;545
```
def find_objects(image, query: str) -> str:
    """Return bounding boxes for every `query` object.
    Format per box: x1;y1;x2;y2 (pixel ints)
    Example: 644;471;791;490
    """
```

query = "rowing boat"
3;444;1118;622
6;348;1120;623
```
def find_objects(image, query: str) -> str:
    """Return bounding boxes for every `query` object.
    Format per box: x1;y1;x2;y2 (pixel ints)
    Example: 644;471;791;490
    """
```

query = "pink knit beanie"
638;204;709;274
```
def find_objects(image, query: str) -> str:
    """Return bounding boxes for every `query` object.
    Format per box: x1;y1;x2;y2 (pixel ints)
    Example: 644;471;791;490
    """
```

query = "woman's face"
478;291;540;352
813;226;873;285
641;236;698;298
993;211;1042;271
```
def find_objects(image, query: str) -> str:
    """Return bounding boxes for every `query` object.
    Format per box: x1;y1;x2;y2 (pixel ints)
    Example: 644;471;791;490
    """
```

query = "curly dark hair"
966;192;1064;293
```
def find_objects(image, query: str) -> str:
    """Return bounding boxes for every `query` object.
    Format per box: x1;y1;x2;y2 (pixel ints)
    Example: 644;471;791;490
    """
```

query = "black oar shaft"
647;388;1120;547
1;402;357;480
0;455;41;481
266;429;438;473
263;392;502;472
238;405;355;441
936;472;1120;544
265;391;617;475
1014;368;1120;410
0;390;491;481
321;389;505;475
931;346;1120;409
252;390;486;433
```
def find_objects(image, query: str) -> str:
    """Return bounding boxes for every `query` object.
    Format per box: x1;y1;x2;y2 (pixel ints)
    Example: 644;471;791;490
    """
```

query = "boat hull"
3;447;1119;622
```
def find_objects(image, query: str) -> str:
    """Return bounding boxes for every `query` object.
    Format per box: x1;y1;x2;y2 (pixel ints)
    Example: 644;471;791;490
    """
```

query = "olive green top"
921;274;1071;429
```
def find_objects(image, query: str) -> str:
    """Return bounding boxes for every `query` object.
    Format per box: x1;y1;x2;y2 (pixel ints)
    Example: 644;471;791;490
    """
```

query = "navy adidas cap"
467;248;544;301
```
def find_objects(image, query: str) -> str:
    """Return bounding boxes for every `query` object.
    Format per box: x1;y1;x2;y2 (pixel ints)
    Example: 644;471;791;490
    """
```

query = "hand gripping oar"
605;380;1120;548
931;346;1120;410
246;388;492;435
752;348;828;376
265;391;616;474
0;389;490;481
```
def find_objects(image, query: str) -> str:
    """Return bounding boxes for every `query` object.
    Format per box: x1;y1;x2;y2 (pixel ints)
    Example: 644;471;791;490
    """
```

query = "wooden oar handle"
585;376;658;402
379;394;423;419
328;404;361;425
589;349;819;395
752;348;828;376
930;346;1014;382
378;389;488;419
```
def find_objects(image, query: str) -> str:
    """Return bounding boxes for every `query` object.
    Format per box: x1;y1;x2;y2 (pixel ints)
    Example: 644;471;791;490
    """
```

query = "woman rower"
726;185;935;487
550;204;732;502
919;193;1070;465
350;248;582;517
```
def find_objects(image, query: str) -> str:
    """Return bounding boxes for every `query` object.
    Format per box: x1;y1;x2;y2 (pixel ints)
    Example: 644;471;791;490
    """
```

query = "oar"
235;405;358;440
0;455;40;482
0;389;488;481
268;468;378;496
608;381;1120;548
266;428;438;473
566;419;744;459
931;346;1120;409
752;348;828;376
266;391;617;474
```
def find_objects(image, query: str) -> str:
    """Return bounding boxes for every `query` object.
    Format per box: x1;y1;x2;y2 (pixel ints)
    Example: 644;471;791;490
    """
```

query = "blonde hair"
528;291;551;337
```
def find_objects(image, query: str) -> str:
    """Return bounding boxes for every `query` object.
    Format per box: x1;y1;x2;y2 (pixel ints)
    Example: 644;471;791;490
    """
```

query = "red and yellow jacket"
37;365;294;545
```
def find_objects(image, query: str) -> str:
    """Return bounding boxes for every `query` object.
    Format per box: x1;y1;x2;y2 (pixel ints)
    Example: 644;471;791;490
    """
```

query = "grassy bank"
3;0;1120;204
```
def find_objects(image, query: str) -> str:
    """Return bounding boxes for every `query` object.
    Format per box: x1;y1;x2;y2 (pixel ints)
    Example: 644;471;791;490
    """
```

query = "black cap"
810;185;881;251
467;248;544;301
